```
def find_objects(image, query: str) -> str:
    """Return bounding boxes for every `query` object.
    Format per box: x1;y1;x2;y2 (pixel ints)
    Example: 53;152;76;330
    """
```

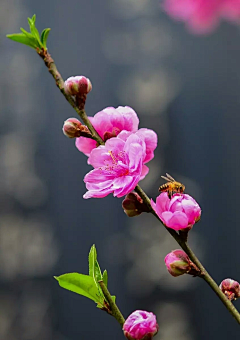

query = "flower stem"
134;185;240;324
37;48;104;146
99;280;125;327
37;48;240;324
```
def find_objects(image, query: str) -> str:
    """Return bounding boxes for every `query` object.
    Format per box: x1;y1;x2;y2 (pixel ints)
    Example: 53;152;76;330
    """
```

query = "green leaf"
6;33;37;49
40;28;51;48
31;14;36;23
27;15;41;45
88;244;97;277
88;245;103;282
20;27;33;38
54;273;105;305
94;260;103;282
103;270;108;287
111;295;116;303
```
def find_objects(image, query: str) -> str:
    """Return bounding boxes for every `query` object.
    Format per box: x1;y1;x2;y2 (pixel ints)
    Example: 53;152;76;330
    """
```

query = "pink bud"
165;250;191;277
122;192;150;217
219;278;240;301
64;76;92;96
151;193;201;231
63;118;82;138
123;310;158;340
63;118;91;139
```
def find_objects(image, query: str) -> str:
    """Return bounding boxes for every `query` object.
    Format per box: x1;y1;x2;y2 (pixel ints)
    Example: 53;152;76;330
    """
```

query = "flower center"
99;150;129;176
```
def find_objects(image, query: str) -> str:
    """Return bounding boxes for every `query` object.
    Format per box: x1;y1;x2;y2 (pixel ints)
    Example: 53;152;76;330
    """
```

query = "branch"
37;48;240;325
99;280;125;327
37;48;104;146
134;185;240;324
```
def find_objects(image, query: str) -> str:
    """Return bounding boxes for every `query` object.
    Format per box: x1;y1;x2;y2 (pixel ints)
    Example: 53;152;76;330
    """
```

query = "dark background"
1;0;240;339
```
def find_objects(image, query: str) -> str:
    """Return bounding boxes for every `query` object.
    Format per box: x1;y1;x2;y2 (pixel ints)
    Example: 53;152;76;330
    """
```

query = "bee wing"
161;175;171;182
166;173;175;182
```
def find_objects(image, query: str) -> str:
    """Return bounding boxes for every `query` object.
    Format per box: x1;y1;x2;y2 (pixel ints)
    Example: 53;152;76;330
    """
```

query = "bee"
159;173;185;199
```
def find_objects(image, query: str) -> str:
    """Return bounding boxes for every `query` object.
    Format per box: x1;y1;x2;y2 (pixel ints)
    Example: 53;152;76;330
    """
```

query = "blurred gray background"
1;0;240;339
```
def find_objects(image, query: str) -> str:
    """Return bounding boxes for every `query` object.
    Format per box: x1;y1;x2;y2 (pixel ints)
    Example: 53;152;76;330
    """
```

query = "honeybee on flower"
159;173;185;199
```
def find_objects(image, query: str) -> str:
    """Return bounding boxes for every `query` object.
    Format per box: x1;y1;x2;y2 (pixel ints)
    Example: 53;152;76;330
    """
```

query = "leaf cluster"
54;245;115;309
6;14;50;50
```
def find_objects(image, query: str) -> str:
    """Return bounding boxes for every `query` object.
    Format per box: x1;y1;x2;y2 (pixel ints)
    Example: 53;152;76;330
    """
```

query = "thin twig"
99;280;125;327
37;48;104;146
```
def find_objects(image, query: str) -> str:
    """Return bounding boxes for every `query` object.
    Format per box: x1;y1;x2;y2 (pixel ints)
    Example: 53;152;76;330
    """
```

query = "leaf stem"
99;280;125;327
37;48;240;324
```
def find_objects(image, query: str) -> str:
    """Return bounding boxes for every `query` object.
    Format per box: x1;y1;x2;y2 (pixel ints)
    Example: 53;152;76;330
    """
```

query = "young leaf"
94;260;103;282
40;28;51;48
31;14;36;23
88;245;103;283
6;33;37;49
27;15;41;45
20;27;33;39
88;244;97;277
111;295;116;303
54;273;105;305
103;270;108;287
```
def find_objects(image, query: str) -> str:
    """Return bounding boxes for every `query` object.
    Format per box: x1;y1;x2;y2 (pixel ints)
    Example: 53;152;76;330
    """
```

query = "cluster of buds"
122;192;150;217
219;279;240;301
165;249;201;277
123;310;158;340
62;118;92;139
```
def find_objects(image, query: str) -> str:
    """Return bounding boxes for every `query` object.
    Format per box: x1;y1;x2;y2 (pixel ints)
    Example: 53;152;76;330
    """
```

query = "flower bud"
63;118;82;138
64;76;92;96
122;192;149;217
219;278;240;301
165;250;191;277
123;310;158;340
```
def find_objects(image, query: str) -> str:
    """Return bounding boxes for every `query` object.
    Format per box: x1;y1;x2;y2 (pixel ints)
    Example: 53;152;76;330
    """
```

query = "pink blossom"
151;192;201;230
162;0;240;34
83;129;157;199
165;249;191;276
76;106;139;156
123;310;159;340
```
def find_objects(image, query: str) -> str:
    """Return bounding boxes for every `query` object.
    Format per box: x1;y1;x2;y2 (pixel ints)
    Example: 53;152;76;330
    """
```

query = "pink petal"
87;146;113;167
167;211;189;230
84;168;115;183
112;176;138;197
115;106;139;131
136;128;158;163
117;130;132;142
83;187;114;199
140;165;149;180
92;109;114;138
161;211;174;225
75;137;97;157
124;134;145;172
104;137;126;154
155;193;170;215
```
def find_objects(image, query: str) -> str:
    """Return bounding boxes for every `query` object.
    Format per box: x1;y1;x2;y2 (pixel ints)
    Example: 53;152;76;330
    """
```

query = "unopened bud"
122;192;149;217
63;118;91;139
123;310;159;340
165;250;201;277
165;250;191;277
64;76;92;96
219;278;240;301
